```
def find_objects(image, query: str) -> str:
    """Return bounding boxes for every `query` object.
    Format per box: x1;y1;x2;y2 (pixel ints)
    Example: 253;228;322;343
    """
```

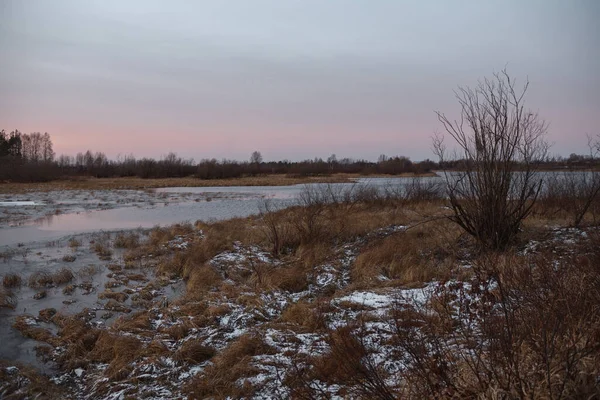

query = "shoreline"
0;172;439;194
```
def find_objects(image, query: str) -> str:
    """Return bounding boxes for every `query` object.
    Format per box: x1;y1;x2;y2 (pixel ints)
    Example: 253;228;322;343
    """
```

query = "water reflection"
0;177;442;247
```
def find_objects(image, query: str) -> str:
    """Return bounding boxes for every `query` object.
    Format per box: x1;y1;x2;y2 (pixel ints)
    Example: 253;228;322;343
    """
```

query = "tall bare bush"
433;70;549;250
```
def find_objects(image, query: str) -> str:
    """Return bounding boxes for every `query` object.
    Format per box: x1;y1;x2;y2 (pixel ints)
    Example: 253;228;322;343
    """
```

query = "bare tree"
41;132;55;162
250;151;263;165
433;70;549;250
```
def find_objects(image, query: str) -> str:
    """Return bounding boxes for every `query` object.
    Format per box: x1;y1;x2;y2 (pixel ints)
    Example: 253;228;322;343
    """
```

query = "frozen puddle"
0;201;40;206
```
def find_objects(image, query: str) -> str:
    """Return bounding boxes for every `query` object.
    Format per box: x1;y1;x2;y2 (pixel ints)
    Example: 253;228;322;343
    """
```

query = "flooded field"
0;176;444;384
0;177;443;246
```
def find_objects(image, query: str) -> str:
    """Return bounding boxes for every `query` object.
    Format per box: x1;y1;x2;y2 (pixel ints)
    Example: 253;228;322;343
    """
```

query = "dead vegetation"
5;180;600;399
2;272;22;288
185;334;275;398
0;360;67;399
114;231;140;249
27;267;74;288
0;287;17;309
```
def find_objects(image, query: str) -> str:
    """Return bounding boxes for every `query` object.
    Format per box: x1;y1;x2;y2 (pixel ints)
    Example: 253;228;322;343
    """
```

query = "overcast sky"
1;0;598;161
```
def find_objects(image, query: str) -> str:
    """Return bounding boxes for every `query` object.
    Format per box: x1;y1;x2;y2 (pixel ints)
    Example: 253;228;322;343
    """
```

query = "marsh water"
4;171;584;370
0;177;445;247
0;177;447;369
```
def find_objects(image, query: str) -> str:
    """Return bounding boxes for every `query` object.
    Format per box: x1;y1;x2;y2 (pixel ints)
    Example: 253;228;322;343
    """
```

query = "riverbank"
0;172;438;194
1;192;598;399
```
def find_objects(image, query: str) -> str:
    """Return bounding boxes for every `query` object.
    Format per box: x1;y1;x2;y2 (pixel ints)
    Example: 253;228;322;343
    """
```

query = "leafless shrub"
310;325;396;400
401;177;444;203
433;70;549;250
540;171;600;226
538;136;600;226
259;199;293;256
389;249;600;398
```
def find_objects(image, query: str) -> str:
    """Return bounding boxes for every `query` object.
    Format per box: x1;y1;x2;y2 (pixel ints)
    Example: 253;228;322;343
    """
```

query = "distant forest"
0;129;598;183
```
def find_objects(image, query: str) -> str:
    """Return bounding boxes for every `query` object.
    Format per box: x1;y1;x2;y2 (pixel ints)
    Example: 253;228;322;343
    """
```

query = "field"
1;183;599;399
0;173;437;194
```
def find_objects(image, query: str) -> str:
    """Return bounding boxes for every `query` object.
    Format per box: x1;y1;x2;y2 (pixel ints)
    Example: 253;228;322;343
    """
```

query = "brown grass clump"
92;242;113;260
185;265;223;299
174;340;216;365
38;308;57;322
13;315;60;346
107;263;122;272
28;268;74;288
123;246;150;262
2;273;22;288
28;270;53;288
280;301;330;331
125;273;146;281
78;264;100;278
114;231;140;249
297;325;396;400
161;321;193;340
113;311;152;333
98;290;129;303
0;360;66;399
52;267;74;285
185;334;275;398
62;284;75;295
0;287;17;309
104;299;131;313
52;317;102;370
88;332;143;380
148;223;194;247
351;223;459;288
62;254;76;262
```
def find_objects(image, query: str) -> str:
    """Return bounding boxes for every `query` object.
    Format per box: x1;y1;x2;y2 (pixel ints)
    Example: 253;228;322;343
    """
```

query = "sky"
1;0;598;162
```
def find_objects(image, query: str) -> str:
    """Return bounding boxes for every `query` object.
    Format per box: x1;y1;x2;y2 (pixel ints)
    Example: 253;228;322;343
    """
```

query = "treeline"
0;130;438;182
2;129;597;183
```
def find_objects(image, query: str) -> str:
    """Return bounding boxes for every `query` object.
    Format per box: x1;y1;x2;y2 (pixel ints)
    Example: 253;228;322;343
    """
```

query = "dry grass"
38;308;57;322
0;174;363;193
279;301;331;332
98;290;129;302
13;315;60;346
0;287;17;309
88;332;143;380
2;273;22;288
78;264;100;279
52;267;74;285
92;242;113;260
174;340;216;365
185;334;275;398
113;311;152;333
27;268;74;288
104;299;131;313
27;270;53;288
0;360;67;399
62;254;76;262
185;265;223;299
114;231;140;249
62;284;75;295
351;222;461;288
